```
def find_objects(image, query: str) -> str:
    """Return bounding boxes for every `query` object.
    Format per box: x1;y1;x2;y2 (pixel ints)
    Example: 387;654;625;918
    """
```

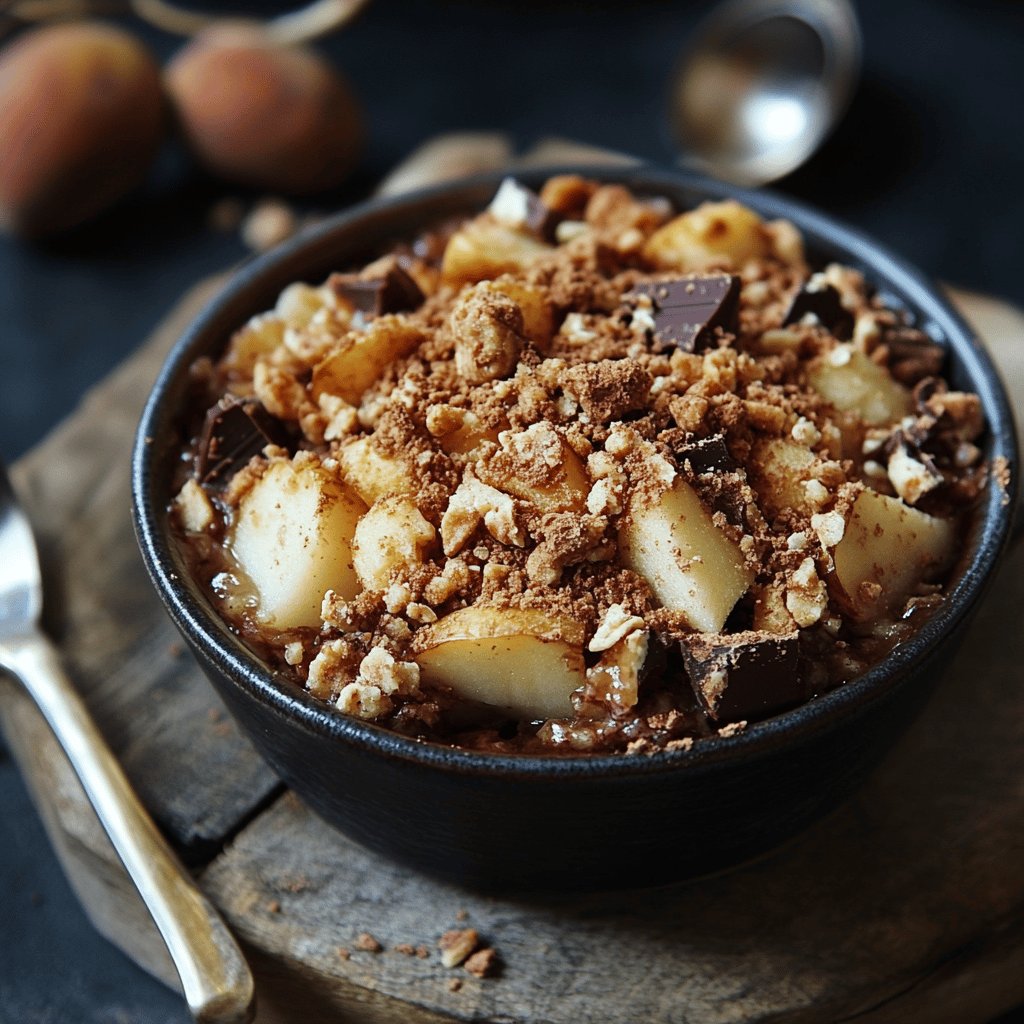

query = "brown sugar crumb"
355;932;383;953
394;943;417;956
337;947;351;961
563;360;652;423
448;978;464;993
266;899;281;914
464;947;499;978
438;928;479;968
415;945;430;959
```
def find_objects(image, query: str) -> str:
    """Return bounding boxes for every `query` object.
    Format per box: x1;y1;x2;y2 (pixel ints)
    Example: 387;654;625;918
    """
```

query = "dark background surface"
1;0;1022;1020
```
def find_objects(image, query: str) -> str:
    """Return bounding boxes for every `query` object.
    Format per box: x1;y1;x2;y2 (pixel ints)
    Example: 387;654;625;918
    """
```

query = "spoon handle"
0;629;255;1024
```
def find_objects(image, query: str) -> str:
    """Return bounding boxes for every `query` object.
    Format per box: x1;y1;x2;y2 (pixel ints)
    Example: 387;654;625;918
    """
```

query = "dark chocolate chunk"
627;274;740;352
681;630;803;724
882;325;945;385
488;177;557;240
676;434;734;474
329;263;424;317
912;375;946;411
782;280;853;339
195;398;288;488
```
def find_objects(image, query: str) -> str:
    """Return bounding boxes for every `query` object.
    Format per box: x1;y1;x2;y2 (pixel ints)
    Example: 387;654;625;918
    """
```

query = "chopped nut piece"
441;474;525;555
887;444;942;505
174;478;215;533
354;932;383;953
785;557;828;628
464;948;498;978
589;604;645;652
450;286;524;384
438;928;479;969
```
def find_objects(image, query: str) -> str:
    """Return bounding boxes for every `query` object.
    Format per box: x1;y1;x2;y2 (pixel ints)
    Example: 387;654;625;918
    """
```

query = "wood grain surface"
1;139;1022;1023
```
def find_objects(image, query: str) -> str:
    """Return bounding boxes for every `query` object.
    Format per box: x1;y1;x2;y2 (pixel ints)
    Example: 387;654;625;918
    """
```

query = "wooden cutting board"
2;138;1023;1024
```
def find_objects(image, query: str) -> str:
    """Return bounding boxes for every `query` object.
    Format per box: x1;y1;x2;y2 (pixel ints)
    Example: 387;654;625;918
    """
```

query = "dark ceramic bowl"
132;166;1018;891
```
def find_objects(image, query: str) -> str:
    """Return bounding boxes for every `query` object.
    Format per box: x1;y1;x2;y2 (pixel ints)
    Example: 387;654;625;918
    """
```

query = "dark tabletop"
1;0;1023;1020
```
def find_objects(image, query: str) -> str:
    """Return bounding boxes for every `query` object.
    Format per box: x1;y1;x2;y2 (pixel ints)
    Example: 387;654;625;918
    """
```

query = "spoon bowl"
671;0;861;185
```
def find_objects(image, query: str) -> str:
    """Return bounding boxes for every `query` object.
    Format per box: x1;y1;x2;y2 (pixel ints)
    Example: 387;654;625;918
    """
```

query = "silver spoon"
0;463;255;1024
670;0;861;186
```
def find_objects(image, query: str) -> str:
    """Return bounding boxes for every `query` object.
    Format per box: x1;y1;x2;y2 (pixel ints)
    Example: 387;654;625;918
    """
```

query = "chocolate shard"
782;277;853;339
912;375;946;412
329;262;424;317
681;630;804;724
195;397;288;488
882;325;945;385
627;274;740;353
676;434;734;475
487;176;557;240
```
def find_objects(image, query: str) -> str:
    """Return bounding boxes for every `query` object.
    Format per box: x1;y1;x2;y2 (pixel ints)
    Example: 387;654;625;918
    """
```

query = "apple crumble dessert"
172;175;987;754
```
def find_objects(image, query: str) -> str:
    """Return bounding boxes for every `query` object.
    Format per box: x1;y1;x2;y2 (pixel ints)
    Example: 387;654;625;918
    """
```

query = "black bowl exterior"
132;166;1018;891
190;623;962;890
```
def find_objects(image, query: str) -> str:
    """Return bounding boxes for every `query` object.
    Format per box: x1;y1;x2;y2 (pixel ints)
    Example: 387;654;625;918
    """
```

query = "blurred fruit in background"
0;1;367;238
165;22;362;194
0;22;165;237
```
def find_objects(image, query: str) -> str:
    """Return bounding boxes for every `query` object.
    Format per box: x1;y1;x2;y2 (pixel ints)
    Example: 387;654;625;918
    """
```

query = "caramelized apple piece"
338;436;417;505
413;606;585;719
484;276;556;348
441;219;553;287
352;496;436;591
827;489;955;621
230;458;366;628
618;478;752;632
808;346;912;426
312;316;422;405
749;438;819;518
643;200;770;271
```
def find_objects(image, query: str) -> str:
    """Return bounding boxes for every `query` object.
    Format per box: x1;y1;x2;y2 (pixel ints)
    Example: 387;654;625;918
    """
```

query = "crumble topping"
172;175;990;755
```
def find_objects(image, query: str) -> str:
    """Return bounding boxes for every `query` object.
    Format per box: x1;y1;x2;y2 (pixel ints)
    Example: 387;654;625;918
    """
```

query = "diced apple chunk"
808;346;912;426
220;313;284;378
749;438;819;518
437;416;502;459
312;316;422;405
352;497;436;591
230;458;366;629
828;489;955;621
484;277;556;348
441;219;553;287
274;281;336;329
338;436;417;505
413;606;585;719
618;478;752;632
643;200;770;271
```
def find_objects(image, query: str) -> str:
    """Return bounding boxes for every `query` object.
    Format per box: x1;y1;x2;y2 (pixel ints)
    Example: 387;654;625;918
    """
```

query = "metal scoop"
671;0;861;186
0;462;254;1024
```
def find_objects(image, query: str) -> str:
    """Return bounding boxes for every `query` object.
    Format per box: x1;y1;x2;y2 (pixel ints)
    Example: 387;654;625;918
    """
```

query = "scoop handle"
0;629;255;1024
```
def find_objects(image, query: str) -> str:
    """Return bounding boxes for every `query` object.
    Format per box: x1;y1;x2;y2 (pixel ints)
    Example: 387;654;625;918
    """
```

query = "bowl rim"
132;163;1019;781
